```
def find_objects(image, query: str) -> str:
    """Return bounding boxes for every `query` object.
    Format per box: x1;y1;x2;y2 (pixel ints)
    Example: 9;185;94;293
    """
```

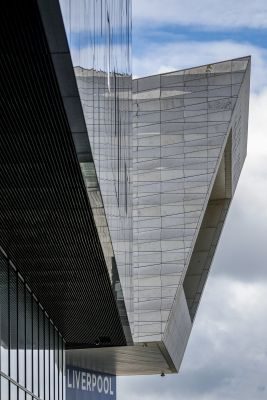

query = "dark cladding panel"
66;365;116;400
0;1;126;348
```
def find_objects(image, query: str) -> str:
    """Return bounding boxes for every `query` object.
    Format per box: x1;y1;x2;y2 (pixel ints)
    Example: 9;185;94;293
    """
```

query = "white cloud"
133;0;267;29
122;30;267;400
118;81;267;398
212;87;267;282
118;276;267;400
133;40;267;92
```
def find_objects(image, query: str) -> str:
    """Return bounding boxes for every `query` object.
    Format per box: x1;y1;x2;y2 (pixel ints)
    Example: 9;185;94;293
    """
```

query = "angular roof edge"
133;55;251;81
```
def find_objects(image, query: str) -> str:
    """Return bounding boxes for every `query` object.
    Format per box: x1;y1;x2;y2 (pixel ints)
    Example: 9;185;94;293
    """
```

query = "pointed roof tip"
136;56;251;81
234;55;251;60
242;55;252;68
234;54;251;63
163;56;251;76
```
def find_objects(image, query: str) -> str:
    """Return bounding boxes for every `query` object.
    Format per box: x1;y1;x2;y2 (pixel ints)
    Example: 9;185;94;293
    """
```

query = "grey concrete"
67;57;250;376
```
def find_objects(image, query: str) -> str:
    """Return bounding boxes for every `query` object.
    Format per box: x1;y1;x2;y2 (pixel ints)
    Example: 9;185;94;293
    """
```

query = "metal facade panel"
66;58;250;377
131;58;250;371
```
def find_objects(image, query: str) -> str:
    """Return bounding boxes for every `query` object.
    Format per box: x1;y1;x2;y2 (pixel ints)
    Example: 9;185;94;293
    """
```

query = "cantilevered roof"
131;57;250;371
0;1;126;348
68;57;250;376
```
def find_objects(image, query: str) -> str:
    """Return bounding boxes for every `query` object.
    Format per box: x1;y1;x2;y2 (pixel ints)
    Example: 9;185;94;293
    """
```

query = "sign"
66;366;116;400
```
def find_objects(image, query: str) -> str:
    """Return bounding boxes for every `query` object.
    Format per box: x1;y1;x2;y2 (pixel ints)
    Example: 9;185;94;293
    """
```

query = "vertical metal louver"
0;1;126;348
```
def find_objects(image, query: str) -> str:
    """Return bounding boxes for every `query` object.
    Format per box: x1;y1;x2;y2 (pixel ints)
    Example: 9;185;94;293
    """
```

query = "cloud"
133;40;267;92
213;88;267;282
118;277;267;400
122;63;267;398
132;20;267;285
124;19;267;400
133;0;267;30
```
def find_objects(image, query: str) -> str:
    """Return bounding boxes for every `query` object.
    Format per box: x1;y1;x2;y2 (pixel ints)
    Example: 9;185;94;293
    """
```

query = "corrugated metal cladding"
0;1;126;348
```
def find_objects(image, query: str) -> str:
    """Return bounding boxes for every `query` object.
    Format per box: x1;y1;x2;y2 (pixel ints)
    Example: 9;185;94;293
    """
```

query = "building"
0;0;250;399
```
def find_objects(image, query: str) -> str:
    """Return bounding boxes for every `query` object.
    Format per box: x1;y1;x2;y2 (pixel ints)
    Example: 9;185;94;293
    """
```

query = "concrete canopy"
68;57;250;375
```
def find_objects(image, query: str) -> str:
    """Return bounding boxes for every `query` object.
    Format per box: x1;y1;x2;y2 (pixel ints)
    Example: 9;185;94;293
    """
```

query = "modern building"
0;0;250;399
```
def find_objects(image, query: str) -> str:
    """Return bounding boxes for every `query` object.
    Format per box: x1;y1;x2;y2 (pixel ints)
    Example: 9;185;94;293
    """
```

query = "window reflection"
19;388;25;400
50;322;54;400
1;376;9;399
10;383;17;400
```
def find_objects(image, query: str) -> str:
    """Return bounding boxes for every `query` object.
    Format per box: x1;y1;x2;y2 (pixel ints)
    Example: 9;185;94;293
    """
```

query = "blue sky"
134;25;267;53
132;1;267;91
118;2;267;400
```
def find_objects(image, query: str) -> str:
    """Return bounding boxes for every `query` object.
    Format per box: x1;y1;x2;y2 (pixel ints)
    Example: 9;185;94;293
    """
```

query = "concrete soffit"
37;0;132;345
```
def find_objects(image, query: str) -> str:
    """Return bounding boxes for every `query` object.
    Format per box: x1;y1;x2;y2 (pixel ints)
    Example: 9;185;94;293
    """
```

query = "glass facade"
0;250;65;400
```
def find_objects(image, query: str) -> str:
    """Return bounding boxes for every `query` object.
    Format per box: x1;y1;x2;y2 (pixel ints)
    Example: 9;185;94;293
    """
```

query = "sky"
118;1;267;399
